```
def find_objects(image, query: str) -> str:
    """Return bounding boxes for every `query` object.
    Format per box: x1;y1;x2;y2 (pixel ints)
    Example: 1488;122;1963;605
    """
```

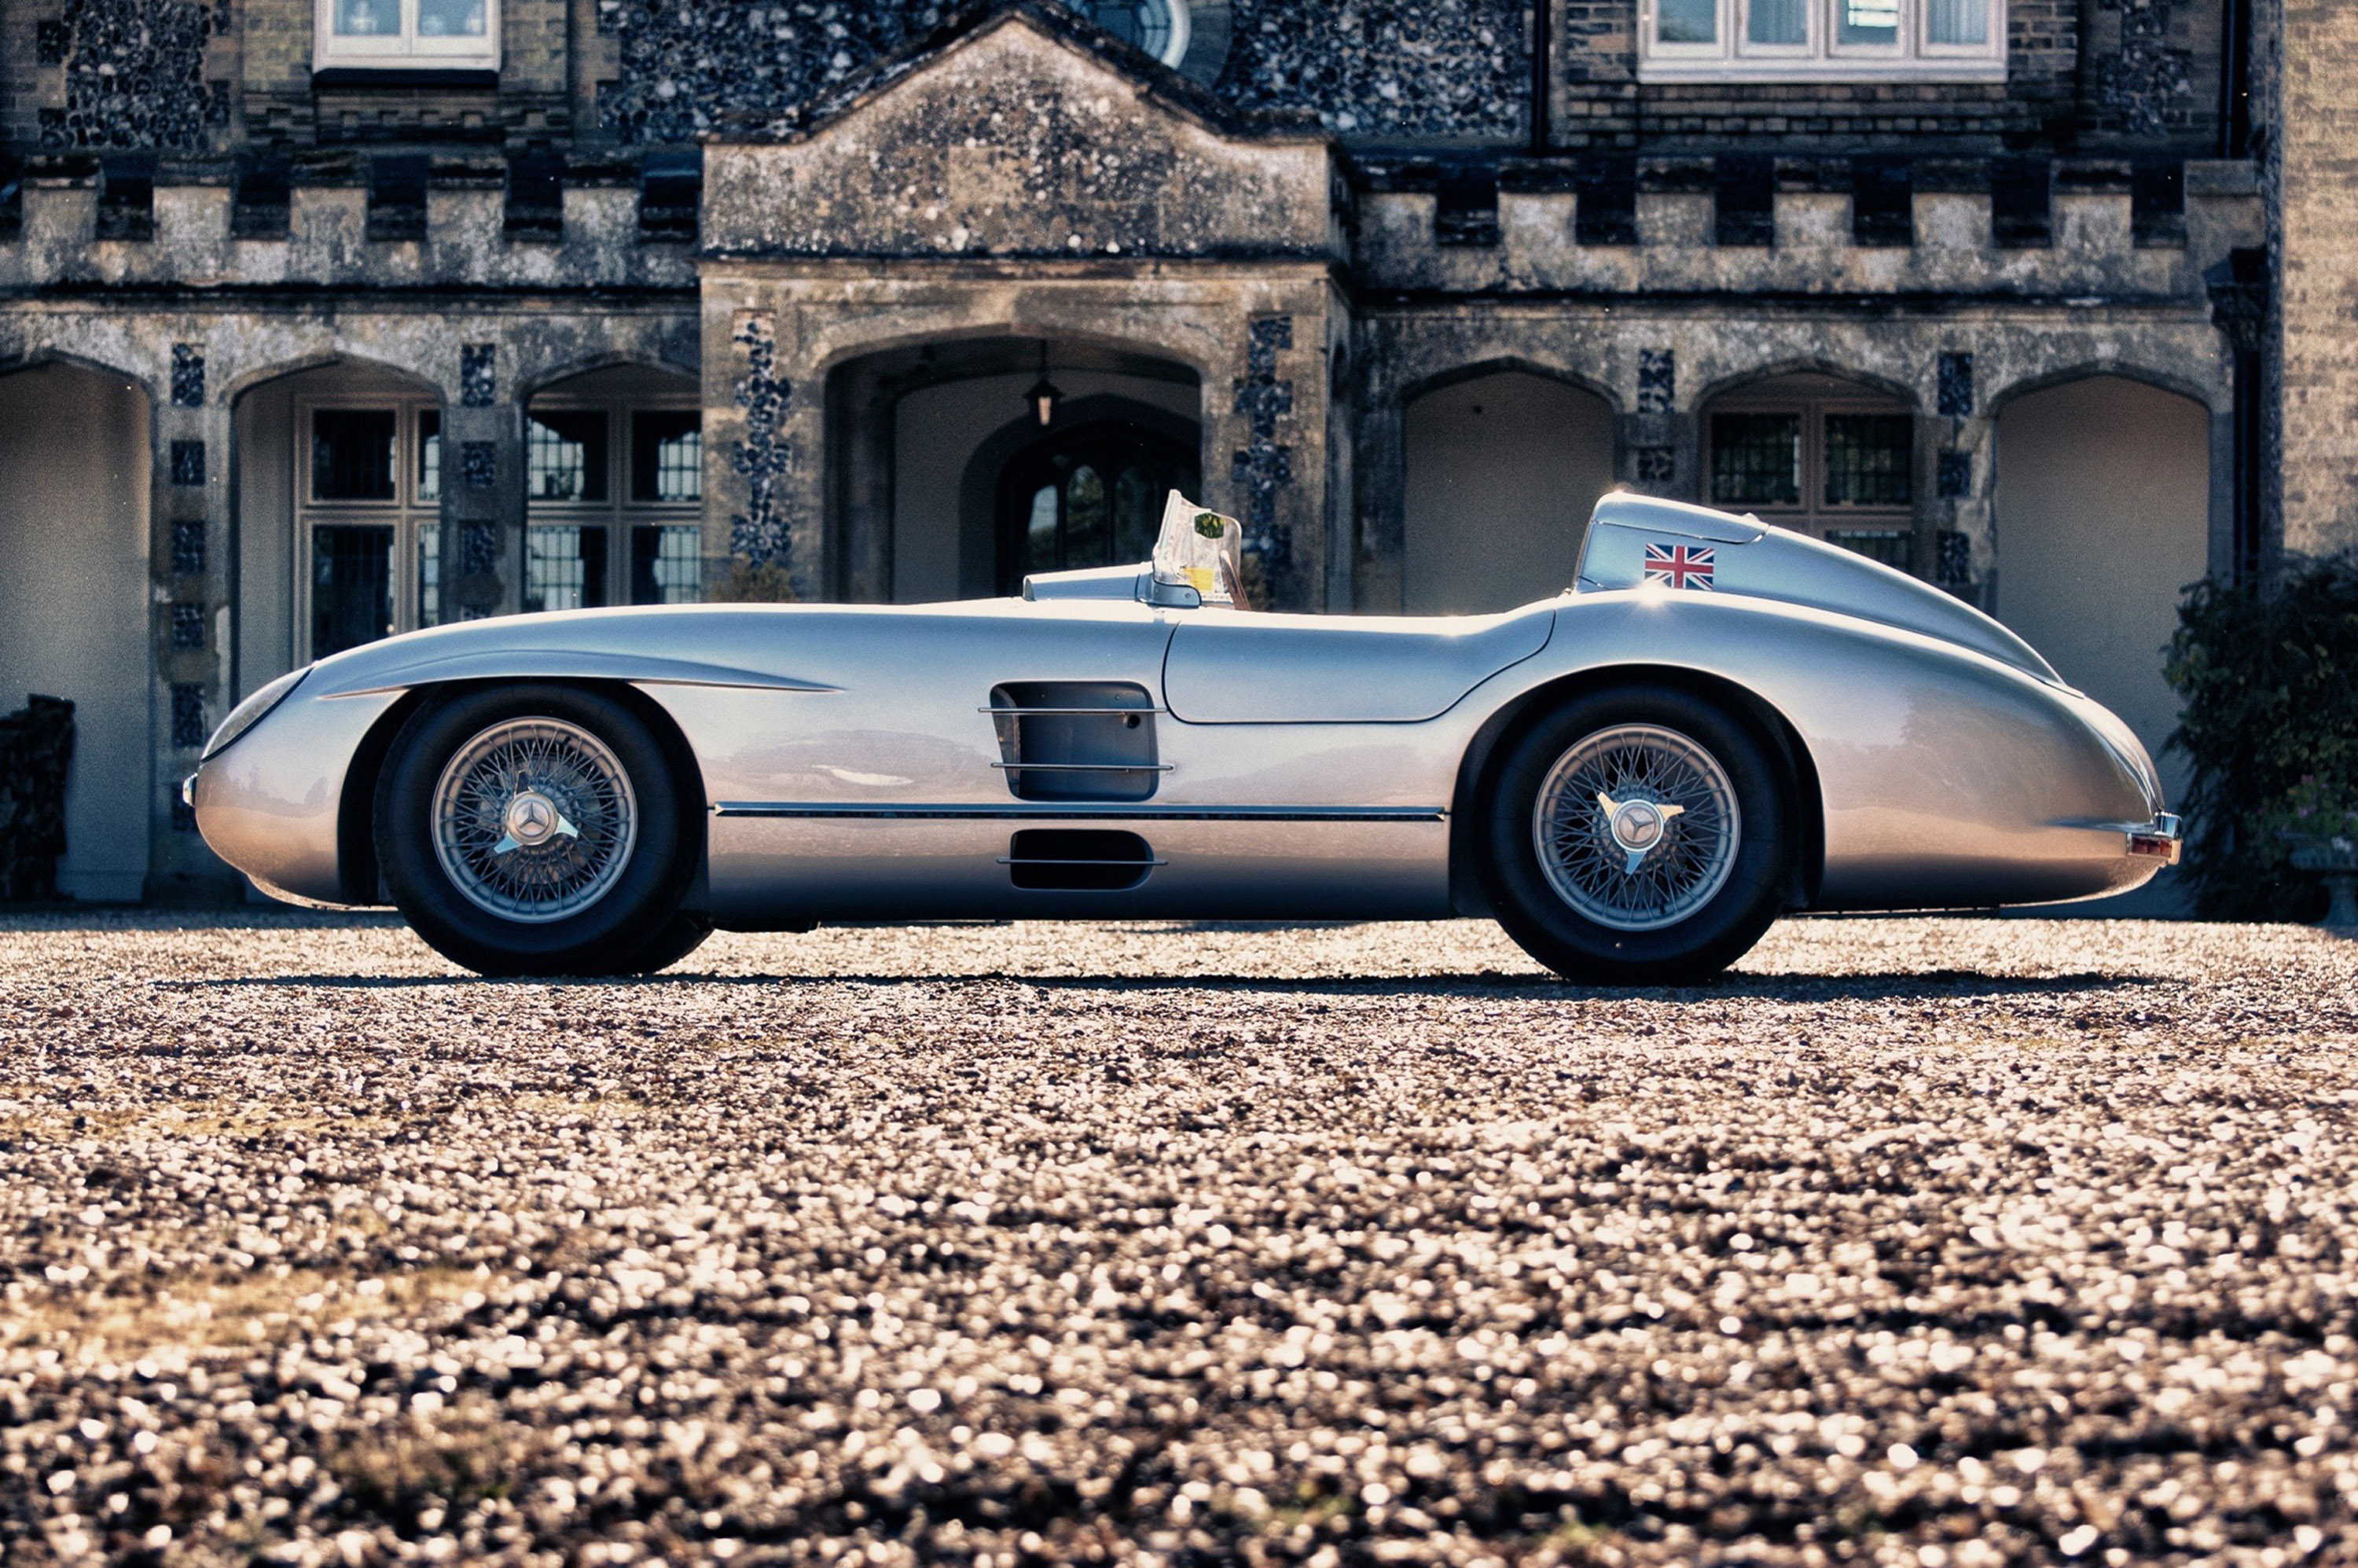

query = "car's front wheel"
375;685;697;976
1482;685;1792;985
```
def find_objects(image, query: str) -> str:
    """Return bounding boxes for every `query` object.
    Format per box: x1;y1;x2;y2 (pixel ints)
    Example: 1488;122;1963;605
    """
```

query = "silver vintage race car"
188;492;2181;982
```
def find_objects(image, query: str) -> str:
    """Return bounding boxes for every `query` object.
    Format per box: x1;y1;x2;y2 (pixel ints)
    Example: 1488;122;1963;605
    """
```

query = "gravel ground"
2;913;2356;1568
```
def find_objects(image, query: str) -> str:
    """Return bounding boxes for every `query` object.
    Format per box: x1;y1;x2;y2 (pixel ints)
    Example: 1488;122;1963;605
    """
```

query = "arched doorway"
233;360;445;689
826;337;1201;603
1993;375;2211;807
1402;369;1614;615
1699;371;1919;571
0;362;152;902
995;419;1199;592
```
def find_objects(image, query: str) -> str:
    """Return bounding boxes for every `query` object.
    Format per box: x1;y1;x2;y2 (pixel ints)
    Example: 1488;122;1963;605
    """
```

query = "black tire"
375;684;698;977
613;910;715;975
1482;685;1792;986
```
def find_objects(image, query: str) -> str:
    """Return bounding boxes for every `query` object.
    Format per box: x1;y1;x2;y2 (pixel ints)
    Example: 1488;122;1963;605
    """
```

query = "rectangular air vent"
1001;829;1161;891
986;681;1166;802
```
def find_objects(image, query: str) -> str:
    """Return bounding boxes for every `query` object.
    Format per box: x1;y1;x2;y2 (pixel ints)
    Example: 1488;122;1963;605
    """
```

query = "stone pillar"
828;354;897;604
2206;248;2268;580
2275;0;2358;558
1351;391;1407;614
1211;295;1331;613
151;341;240;902
441;340;523;619
1622;347;1696;502
704;303;811;601
1930;349;1993;605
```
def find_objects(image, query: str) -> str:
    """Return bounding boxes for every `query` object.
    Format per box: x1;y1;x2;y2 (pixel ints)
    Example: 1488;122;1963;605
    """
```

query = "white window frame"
313;0;501;72
292;395;444;663
1737;0;1816;62
524;391;704;611
1637;0;2004;82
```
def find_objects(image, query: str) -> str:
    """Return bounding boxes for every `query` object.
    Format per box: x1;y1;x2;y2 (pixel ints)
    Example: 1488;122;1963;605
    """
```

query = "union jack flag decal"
1644;542;1716;590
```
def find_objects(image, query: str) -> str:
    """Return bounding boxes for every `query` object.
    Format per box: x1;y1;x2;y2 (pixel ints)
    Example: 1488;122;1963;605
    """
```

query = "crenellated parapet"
0;151;700;295
1349;153;2263;302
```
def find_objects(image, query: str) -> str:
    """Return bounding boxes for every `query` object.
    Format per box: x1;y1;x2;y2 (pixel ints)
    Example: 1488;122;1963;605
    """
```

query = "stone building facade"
0;0;2330;906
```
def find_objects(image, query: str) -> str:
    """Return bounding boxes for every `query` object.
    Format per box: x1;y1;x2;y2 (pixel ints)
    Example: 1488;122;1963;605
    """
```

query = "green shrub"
710;557;800;603
2164;553;2358;920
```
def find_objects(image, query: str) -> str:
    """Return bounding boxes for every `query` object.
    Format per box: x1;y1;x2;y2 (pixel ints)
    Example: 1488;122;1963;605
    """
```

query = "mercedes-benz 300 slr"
187;493;2180;982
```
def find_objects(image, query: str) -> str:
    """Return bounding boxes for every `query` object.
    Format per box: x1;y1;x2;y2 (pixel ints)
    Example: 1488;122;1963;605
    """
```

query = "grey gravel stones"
2;913;2355;1566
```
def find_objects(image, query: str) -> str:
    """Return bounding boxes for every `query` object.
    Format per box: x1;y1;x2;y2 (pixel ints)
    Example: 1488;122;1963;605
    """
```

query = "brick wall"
1552;0;2117;151
2275;0;2358;558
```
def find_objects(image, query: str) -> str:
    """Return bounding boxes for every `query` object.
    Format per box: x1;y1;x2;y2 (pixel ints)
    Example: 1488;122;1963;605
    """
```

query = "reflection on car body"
188;492;2180;982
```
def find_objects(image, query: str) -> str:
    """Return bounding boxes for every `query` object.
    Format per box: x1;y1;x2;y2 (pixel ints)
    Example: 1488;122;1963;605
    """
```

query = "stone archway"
233;359;446;686
993;416;1201;593
1401;369;1614;615
1993;374;2212;788
826;337;1203;603
0;362;154;902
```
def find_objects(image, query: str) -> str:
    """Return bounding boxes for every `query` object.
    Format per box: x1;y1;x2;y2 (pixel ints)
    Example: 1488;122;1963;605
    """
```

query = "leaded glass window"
528;380;702;608
524;524;610;613
1710;413;1802;508
528;411;608;502
417;409;442;502
312;410;397;501
1824;414;1912;506
312;524;393;657
631;411;701;502
297;398;439;659
1704;379;1919;575
630;525;702;604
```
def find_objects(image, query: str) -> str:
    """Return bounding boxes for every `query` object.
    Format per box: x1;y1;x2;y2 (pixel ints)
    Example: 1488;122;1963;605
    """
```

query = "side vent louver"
986;682;1166;802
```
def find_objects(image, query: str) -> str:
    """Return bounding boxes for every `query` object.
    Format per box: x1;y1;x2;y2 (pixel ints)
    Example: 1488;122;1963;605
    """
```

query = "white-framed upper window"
314;0;501;72
1639;0;2001;80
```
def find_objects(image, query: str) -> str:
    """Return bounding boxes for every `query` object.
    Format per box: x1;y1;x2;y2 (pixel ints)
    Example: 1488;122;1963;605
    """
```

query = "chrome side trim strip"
987;761;1176;773
979;706;1170;716
711;802;1449;822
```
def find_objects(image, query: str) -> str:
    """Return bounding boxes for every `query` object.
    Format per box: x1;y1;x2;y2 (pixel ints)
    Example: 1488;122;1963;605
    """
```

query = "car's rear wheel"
376;685;696;977
1483;685;1791;985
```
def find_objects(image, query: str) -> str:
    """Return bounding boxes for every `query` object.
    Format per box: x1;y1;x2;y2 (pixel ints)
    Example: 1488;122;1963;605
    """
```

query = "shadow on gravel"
171;969;2158;1001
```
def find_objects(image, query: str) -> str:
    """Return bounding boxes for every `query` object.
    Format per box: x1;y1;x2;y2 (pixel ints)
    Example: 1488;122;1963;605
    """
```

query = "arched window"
1054;0;1191;67
997;420;1199;593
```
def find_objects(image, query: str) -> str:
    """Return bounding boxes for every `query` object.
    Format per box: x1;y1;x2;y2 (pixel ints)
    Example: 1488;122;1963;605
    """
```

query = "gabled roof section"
740;1;1316;147
702;3;1339;263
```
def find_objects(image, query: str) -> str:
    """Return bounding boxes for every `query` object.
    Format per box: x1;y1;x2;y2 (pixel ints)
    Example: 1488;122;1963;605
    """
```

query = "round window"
1059;0;1192;68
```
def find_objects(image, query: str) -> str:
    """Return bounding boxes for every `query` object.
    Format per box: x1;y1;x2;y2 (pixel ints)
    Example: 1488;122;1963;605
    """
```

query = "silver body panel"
189;498;2179;924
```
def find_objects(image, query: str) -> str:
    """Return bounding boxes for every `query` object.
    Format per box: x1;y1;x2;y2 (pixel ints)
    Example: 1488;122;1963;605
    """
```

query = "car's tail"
1574;492;2062;685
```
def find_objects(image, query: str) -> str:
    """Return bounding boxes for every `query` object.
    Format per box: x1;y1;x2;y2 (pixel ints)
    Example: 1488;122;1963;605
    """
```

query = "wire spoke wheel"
1532;723;1742;933
430;717;638;924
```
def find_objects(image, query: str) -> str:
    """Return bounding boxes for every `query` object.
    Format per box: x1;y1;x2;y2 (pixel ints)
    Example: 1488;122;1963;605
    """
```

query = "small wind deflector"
1152;491;1247;608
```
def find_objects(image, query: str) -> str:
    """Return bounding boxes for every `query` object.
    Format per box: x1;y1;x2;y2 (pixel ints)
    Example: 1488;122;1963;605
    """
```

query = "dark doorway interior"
995;419;1199;593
